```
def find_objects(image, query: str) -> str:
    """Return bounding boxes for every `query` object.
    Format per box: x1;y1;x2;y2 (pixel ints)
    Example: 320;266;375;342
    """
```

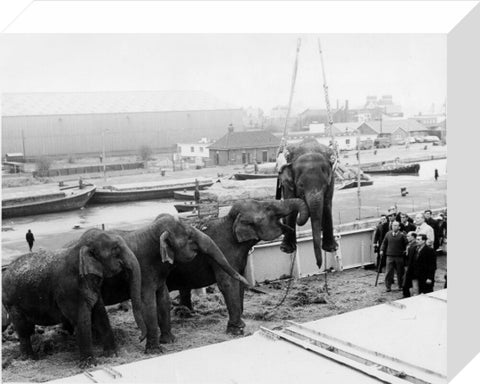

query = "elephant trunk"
275;198;309;226
193;228;251;287
121;245;147;341
306;192;324;270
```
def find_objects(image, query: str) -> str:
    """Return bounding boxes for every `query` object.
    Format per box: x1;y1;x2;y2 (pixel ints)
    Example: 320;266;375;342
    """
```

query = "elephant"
277;138;338;269
167;198;309;335
2;229;145;367
96;213;251;353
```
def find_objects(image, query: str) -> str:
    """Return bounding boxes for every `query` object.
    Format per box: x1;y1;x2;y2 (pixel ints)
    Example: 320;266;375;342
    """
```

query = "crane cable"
278;38;302;154
318;38;339;172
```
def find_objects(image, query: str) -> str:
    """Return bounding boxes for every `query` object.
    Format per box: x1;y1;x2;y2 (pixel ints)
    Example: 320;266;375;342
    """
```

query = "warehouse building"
1;91;243;158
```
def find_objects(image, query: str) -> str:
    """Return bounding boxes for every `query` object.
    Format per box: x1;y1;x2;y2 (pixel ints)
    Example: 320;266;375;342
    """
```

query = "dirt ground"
1;254;447;383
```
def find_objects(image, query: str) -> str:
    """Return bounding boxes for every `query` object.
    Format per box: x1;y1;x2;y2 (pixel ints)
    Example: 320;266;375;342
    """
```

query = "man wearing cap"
380;221;408;292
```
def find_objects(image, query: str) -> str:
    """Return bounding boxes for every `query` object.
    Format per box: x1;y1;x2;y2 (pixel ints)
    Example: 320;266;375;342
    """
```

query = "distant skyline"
0;34;446;117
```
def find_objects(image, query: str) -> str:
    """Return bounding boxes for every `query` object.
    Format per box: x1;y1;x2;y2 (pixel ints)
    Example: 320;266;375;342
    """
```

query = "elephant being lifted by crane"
277;138;338;269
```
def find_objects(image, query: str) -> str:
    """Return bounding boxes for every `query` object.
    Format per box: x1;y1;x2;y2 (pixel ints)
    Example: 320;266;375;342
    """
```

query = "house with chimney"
208;124;281;166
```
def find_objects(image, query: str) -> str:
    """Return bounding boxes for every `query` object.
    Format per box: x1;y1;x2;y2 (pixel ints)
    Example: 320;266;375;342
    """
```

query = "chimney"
228;123;234;133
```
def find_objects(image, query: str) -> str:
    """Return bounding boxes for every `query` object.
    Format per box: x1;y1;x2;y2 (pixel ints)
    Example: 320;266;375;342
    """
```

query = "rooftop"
2;91;239;116
209;129;281;150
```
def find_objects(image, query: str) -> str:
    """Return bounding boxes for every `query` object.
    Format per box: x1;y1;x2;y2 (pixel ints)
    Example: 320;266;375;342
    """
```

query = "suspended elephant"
277;138;338;269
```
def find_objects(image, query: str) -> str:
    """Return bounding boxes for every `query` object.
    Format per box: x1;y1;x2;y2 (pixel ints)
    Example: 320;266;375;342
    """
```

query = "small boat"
173;190;195;201
90;177;213;204
233;173;277;180
2;185;96;219
362;163;420;175
337;179;374;190
174;202;199;213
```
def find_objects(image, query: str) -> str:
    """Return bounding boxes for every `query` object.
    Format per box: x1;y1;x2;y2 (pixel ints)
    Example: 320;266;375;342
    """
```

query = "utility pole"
318;39;336;154
102;129;106;181
356;130;362;220
21;129;26;158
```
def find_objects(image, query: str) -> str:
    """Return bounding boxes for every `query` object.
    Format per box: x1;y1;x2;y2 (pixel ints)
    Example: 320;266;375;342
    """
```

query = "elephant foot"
226;321;245;336
280;240;296;254
102;346;118;358
145;344;163;355
159;332;176;344
322;239;338;253
173;305;194;318
78;356;97;369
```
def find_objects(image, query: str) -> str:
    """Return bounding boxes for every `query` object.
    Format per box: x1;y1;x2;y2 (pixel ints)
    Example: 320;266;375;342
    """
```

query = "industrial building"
1;91;244;158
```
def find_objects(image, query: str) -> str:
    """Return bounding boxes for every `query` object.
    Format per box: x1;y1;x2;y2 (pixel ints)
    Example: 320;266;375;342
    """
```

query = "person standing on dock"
380;221;407;292
406;234;437;295
26;229;35;252
434;168;439;181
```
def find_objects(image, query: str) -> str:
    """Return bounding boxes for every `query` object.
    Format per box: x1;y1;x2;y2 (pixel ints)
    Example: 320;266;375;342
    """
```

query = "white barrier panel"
245;227;376;285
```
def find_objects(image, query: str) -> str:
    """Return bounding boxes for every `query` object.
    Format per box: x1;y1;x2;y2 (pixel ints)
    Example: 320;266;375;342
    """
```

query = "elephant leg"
156;284;175;344
76;301;97;368
61;316;74;335
322;199;337;252
216;272;245;335
178;289;193;311
91;299;117;356
280;212;297;253
142;288;162;354
9;307;35;358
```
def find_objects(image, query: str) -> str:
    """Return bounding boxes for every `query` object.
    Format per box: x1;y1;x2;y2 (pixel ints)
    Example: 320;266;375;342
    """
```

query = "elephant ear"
233;214;259;242
159;231;174;264
78;246;103;278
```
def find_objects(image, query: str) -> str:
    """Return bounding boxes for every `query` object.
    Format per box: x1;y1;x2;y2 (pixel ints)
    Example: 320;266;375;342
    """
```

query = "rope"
278;38;302;155
269;251;297;310
317;38;339;163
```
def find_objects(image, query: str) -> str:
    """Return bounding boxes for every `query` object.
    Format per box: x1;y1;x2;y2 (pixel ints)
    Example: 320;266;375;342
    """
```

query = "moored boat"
362;163;420;175
337;179;374;190
90;177;213;204
174;202;199;213
2;185;96;219
233;173;277;180
173;190;195;201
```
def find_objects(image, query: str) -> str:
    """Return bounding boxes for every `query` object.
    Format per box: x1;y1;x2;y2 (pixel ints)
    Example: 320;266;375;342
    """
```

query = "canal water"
1;159;446;263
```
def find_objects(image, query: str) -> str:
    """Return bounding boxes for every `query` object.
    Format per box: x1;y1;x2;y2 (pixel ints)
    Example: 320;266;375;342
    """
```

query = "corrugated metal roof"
209;130;281;150
2;91;239;116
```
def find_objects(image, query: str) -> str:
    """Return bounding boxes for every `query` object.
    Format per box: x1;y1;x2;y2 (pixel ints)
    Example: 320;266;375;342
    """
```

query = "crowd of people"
373;206;447;297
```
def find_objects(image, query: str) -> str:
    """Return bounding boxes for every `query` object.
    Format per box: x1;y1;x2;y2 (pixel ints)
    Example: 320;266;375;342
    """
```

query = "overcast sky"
0;34;446;117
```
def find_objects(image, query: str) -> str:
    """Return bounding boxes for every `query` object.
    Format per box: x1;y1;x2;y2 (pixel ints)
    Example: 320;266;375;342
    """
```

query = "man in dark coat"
25;229;35;251
406;233;437;295
402;231;418;298
381;221;408;292
399;213;416;233
373;214;389;271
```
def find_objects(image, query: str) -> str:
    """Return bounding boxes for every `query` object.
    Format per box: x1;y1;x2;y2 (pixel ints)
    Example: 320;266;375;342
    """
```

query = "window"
190;146;195;153
200;147;204;152
346;139;350;145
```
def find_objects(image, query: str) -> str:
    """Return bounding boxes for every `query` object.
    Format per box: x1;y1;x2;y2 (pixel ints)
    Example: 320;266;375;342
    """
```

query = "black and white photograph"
2;1;475;382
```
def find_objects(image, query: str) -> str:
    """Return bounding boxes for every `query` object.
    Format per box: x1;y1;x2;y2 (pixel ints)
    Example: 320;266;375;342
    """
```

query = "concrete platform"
49;290;447;384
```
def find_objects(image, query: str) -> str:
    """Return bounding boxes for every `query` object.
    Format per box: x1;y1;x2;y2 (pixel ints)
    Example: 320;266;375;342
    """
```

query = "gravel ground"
1;255;447;382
